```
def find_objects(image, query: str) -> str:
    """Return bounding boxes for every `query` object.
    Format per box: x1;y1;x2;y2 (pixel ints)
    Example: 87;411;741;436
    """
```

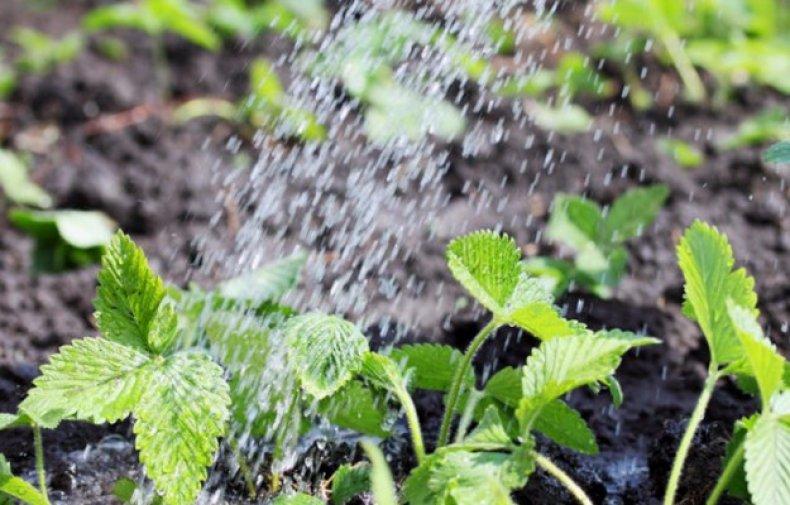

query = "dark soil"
0;0;787;504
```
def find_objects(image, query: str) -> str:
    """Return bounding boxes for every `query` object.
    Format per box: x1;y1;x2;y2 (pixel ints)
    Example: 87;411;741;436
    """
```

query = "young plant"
18;232;231;505
0;50;17;100
597;0;790;103
524;184;669;298
721;108;790;150
10;27;84;76
0;413;50;505
205;0;328;42
84;0;220;94
173;58;325;142
0;149;53;208
9;208;116;273
663;220;789;504
0;453;48;505
656;138;704;169
280;230;656;504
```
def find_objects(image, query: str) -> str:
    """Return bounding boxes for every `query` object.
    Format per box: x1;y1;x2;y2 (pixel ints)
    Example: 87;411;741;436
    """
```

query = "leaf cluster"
597;0;790;102
173;57;325;142
524;184;669;298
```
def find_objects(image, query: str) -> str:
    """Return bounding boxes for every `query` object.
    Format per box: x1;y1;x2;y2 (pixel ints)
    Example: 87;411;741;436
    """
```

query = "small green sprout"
206;0;328;41
664;221;789;505
0;50;16;100
84;0;220;51
524;184;669;298
174;58;326;142
9;209;116;273
722;108;790;150
10;27;84;75
657;138;705;169
0;149;53;208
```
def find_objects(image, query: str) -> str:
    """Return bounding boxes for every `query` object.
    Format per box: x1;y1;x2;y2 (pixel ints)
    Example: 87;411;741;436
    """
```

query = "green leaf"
603;184;669;243
390;343;468;391
217;252;306;304
360;440;397;505
20;337;151;428
677;220;758;364
146;301;178;355
319;380;389;438
0;413;31;431
657;138;704;168
465;406;512;445
484;366;522;407
404;446;533;505
744;415;790;505
722;415;758;501
546;194;607;271
360;352;406;394
112;477;137;503
446;230;523;316
727;302;785;407
517;331;656;428
529;102;592;134
134;351;230;505
533;400;598;455
0;454;49;505
0;149;52;208
285;313;369;399
507;295;578;340
331;463;370;505
272;493;324;505
763;141;790;164
94;231;166;351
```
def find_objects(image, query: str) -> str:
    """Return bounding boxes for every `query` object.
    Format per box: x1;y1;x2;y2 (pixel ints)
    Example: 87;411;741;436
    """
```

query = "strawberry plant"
18;232;231;505
174;57;325;142
9;208;116;273
524;184;669;298
274;230;657;504
663;221;789;505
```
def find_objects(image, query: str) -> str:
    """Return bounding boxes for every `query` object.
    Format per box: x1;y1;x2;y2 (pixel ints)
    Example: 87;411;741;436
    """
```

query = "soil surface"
0;1;787;504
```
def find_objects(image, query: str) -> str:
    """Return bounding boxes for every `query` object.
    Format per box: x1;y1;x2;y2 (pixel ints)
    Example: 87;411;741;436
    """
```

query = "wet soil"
0;0;787;504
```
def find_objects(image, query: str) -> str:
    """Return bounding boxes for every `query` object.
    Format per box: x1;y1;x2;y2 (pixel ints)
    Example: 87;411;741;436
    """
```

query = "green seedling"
174;58;325;142
0;413;50;505
0;149;53;208
9;208;116;273
84;0;219;95
0;454;49;505
18;232;231;505
278;230;656;504
206;0;328;42
10;27;83;75
596;0;707;102
309;11;466;143
597;0;790;103
722;108;790;149
524;185;669;298
663;221;789;505
657;138;704;169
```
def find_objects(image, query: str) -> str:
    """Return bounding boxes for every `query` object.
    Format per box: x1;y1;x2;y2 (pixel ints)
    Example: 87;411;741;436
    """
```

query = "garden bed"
0;0;787;503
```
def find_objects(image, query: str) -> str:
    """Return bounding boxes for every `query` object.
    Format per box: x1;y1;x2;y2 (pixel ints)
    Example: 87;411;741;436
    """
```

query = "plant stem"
393;386;426;463
663;368;721;505
534;452;593;505
706;441;745;505
659;29;706;103
229;437;257;499
437;318;499;448
33;424;49;504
